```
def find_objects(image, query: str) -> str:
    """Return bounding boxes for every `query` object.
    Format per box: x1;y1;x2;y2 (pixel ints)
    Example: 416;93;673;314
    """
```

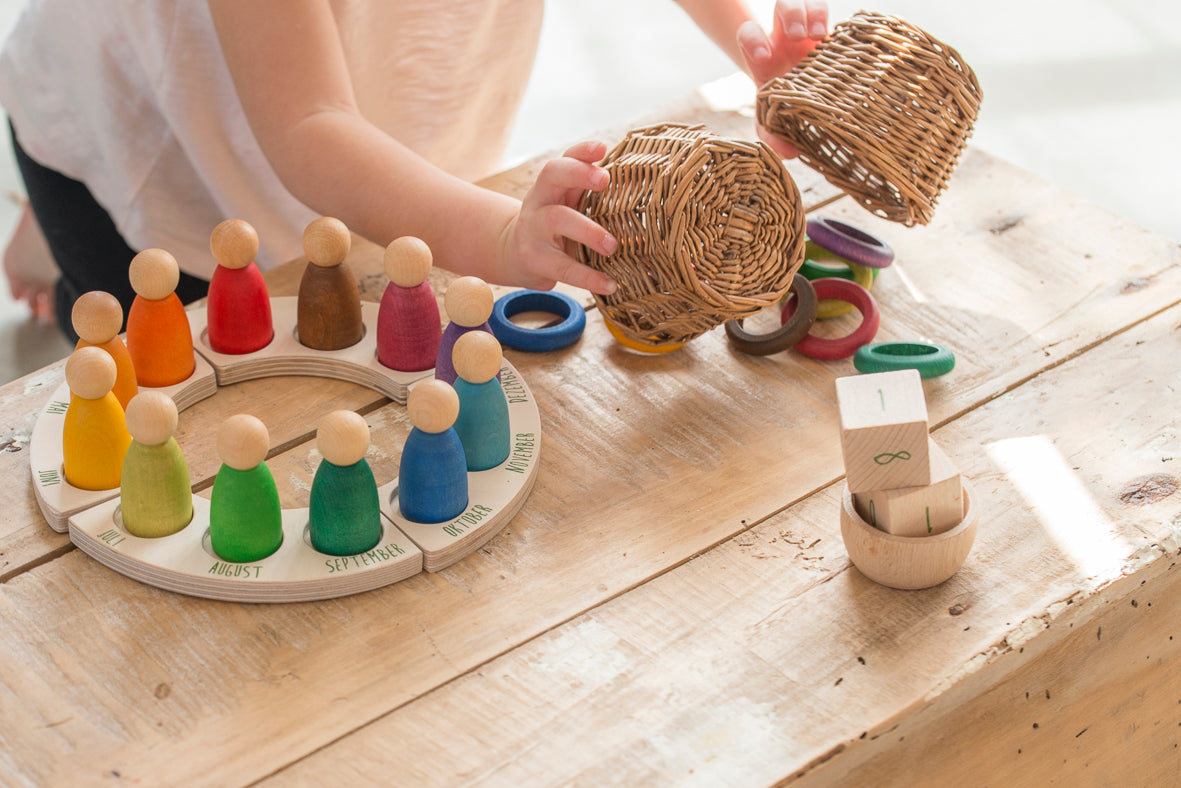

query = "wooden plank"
0;148;1177;785
264;298;1181;785
0;92;837;577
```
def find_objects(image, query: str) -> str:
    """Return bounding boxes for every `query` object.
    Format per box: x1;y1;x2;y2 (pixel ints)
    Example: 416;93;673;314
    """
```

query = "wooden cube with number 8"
836;369;931;493
853;439;962;536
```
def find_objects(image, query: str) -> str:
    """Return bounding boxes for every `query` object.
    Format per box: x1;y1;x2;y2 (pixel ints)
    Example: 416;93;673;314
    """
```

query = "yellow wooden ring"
816;261;874;319
604;317;686;354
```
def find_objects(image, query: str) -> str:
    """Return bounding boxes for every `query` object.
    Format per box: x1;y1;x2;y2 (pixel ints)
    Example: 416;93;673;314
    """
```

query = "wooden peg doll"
62;346;132;491
120;390;193;538
451;331;510;471
296;216;363;350
71;290;137;408
308;410;382;556
207;219;274;354
125;248;196;387
209;414;283;563
376;236;442;372
434;275;494;384
398;379;468;523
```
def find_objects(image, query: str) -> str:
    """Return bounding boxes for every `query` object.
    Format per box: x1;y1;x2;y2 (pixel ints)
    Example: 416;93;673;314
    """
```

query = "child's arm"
673;0;828;157
207;1;617;294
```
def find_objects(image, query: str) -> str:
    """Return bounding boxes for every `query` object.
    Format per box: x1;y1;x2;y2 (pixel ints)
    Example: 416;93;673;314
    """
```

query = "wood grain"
268;298;1181;785
1;85;1180;784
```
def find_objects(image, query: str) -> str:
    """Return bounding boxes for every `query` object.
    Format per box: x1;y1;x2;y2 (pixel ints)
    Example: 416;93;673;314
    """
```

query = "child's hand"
498;140;618;296
3;203;58;324
738;0;829;158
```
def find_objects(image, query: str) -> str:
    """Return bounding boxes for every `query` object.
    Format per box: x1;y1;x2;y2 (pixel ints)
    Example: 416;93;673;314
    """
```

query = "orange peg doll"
71;290;137;408
125;248;196;387
206;219;274;354
62;346;132;491
376;236;442;372
296;216;363;351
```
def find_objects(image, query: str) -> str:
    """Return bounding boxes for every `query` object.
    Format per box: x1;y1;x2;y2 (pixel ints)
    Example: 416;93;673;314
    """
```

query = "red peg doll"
206;219;274;354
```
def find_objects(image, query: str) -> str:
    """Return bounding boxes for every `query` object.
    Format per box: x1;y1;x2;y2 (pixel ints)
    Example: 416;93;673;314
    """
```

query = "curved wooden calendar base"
30;356;218;534
31;297;542;601
187;297;431;403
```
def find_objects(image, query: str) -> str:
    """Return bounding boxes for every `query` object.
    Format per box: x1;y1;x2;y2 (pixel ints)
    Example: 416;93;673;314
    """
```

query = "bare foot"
3;201;58;324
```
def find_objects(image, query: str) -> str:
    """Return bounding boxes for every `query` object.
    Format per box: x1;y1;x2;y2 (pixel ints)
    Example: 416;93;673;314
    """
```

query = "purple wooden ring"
806;216;895;269
725;274;817;356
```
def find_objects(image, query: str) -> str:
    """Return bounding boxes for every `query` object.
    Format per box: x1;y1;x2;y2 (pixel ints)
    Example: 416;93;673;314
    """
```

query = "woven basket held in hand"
577;123;806;351
757;11;983;226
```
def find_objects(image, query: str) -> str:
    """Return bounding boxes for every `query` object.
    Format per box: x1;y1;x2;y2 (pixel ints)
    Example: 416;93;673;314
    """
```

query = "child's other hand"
3;203;58;324
738;0;829;159
499;140;618;296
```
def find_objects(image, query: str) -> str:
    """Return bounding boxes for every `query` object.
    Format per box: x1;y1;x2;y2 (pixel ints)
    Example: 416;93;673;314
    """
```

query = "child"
0;0;827;339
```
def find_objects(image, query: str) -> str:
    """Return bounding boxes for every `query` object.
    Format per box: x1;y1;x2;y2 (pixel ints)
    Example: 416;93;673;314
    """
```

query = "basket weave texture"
577;123;806;350
757;11;982;226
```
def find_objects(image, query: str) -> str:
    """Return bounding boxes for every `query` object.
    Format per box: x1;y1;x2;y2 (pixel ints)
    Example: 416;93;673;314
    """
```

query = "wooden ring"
854;341;955;379
725;275;817;356
799;260;875;320
799;257;879;283
806;216;895;268
780;277;880;360
489;290;586;352
604;319;686;354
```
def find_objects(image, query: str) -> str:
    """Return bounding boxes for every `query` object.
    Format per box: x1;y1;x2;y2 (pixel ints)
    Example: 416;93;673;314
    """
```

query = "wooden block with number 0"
853;438;963;536
836;369;931;493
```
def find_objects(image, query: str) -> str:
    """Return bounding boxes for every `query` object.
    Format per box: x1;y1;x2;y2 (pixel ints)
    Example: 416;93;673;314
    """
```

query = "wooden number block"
853;439;963;536
836;369;931;493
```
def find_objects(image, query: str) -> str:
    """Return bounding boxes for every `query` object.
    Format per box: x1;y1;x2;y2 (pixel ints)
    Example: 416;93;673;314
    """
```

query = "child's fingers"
537;204;617;258
562;139;608;164
756;123;800;159
531;248;617;296
737;21;777;85
775;0;809;41
526;156;610;210
804;0;828;40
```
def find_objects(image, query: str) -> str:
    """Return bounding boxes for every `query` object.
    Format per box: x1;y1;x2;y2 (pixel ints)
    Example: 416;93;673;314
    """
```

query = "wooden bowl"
840;480;978;589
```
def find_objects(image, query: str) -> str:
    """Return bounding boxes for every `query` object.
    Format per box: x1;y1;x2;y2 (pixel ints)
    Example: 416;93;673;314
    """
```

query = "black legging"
9;121;209;342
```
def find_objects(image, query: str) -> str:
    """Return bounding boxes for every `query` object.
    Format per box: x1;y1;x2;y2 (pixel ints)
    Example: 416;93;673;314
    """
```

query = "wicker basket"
577;123;806;350
757;11;982;226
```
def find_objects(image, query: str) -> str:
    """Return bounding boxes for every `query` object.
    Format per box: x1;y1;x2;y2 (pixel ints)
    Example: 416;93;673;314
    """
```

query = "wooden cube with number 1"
836;369;931;493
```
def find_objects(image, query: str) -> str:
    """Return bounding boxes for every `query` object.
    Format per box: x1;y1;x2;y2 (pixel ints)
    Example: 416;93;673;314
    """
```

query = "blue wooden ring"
853;341;956;378
806;216;895;269
489;290;586;352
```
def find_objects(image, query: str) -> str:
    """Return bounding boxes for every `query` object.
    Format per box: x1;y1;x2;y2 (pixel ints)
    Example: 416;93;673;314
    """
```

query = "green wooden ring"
799;257;879;282
853;341;956;379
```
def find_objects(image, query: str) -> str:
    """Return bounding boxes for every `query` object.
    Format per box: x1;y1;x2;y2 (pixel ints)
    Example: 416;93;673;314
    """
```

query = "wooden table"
2;86;1180;786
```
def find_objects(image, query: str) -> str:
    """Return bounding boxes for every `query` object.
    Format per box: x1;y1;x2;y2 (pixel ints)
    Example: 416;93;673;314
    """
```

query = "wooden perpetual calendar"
28;222;541;603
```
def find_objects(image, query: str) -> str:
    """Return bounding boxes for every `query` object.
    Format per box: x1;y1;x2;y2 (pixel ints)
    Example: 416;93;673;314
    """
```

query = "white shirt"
0;0;543;278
